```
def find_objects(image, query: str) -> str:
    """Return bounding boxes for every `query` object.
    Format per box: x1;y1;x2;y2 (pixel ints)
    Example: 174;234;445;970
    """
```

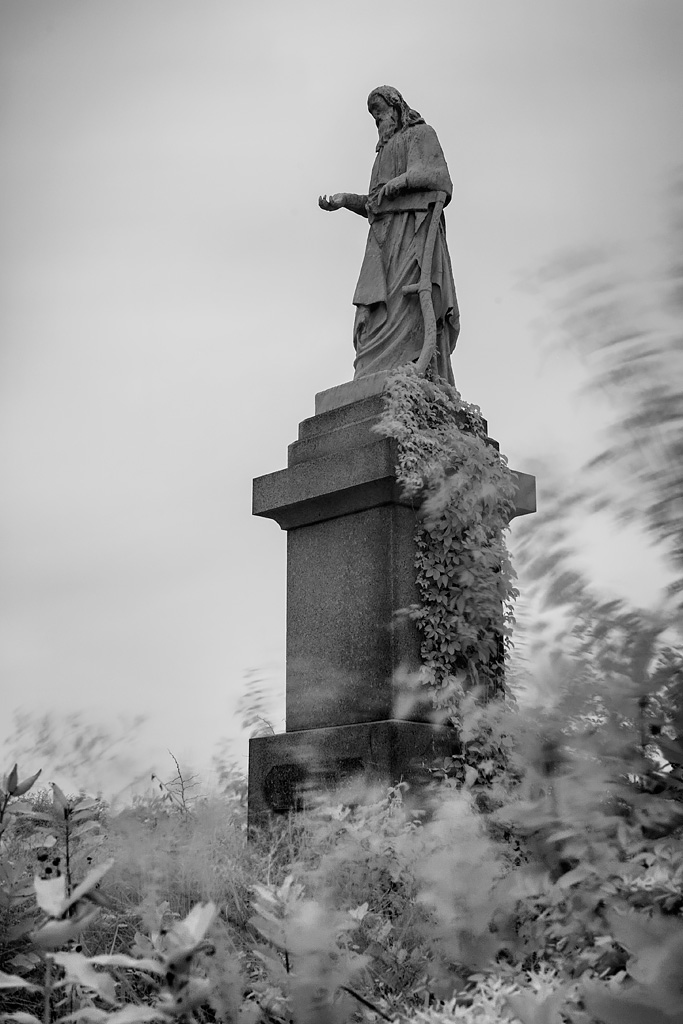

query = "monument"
248;88;535;827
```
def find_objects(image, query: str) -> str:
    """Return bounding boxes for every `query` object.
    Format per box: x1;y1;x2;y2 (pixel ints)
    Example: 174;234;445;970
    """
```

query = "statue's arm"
342;193;369;217
318;193;369;217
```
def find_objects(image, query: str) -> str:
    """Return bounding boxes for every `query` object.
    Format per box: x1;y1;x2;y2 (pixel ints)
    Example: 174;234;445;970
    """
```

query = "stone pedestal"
253;391;430;733
248;377;536;828
248;720;457;826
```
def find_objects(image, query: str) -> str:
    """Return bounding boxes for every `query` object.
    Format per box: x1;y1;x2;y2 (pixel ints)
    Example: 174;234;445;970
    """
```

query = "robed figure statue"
319;86;460;383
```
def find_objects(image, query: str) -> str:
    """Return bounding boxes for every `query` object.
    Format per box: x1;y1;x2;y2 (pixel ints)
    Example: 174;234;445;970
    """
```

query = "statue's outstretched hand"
318;193;345;211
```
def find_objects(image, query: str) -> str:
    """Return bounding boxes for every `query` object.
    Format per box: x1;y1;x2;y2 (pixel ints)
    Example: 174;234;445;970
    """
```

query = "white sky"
2;0;682;794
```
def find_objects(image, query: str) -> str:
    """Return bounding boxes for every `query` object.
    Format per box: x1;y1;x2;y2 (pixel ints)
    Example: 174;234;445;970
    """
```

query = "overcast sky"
2;0;682;795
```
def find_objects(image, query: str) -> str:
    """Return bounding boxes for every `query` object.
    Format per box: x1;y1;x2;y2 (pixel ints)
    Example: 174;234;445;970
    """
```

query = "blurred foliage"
235;668;280;739
2;711;148;800
511;180;683;818
531;185;683;594
1;717;683;1024
514;179;683;632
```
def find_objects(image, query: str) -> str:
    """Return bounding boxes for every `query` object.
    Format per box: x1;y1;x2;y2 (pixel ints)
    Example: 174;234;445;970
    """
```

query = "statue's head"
367;86;423;143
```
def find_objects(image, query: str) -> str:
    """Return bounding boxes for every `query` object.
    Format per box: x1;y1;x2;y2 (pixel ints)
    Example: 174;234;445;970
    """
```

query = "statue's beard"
377;116;398;144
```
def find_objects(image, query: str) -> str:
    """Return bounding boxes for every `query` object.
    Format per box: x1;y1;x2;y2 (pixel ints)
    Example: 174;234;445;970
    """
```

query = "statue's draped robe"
352;123;459;382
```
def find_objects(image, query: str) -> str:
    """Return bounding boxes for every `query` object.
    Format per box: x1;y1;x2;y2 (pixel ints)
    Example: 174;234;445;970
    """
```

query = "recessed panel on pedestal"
286;503;423;731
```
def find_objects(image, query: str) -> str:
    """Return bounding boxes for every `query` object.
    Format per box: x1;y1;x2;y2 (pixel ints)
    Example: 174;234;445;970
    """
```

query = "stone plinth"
314;370;393;414
248;720;458;829
248;378;536;824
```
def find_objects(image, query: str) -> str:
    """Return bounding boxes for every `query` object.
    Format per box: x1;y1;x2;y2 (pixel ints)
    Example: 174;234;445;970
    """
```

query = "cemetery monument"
248;87;535;827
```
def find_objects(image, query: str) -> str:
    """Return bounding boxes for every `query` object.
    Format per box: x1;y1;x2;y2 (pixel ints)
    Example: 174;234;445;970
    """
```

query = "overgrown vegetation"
2;685;683;1024
377;367;518;703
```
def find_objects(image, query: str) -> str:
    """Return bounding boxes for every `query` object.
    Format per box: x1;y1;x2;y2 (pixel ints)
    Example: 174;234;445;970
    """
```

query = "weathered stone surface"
255;393;407;530
253;436;408;530
247;719;458;829
286;500;424;731
253;396;424;732
510;470;536;519
315;371;392;414
289;408;383;465
306;387;490;444
301;394;386;440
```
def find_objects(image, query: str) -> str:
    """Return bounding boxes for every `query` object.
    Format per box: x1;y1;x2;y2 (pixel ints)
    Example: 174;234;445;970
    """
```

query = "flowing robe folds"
352;123;460;383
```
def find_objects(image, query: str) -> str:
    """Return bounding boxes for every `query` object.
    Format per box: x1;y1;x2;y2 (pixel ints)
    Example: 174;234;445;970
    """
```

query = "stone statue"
319;86;460;383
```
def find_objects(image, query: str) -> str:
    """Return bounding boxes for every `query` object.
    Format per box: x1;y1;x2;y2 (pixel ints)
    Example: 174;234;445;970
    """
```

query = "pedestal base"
247;719;458;829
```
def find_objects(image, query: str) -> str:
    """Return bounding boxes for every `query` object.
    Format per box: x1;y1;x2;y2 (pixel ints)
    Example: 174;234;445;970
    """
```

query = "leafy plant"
377;366;518;702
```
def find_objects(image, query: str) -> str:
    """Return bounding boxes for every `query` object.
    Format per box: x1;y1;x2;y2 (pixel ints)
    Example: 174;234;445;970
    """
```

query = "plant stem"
43;956;52;1024
64;816;73;899
340;986;393;1021
0;790;10;827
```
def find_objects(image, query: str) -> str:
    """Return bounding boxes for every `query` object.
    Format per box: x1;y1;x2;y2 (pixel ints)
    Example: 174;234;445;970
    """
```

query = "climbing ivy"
377;365;518;707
